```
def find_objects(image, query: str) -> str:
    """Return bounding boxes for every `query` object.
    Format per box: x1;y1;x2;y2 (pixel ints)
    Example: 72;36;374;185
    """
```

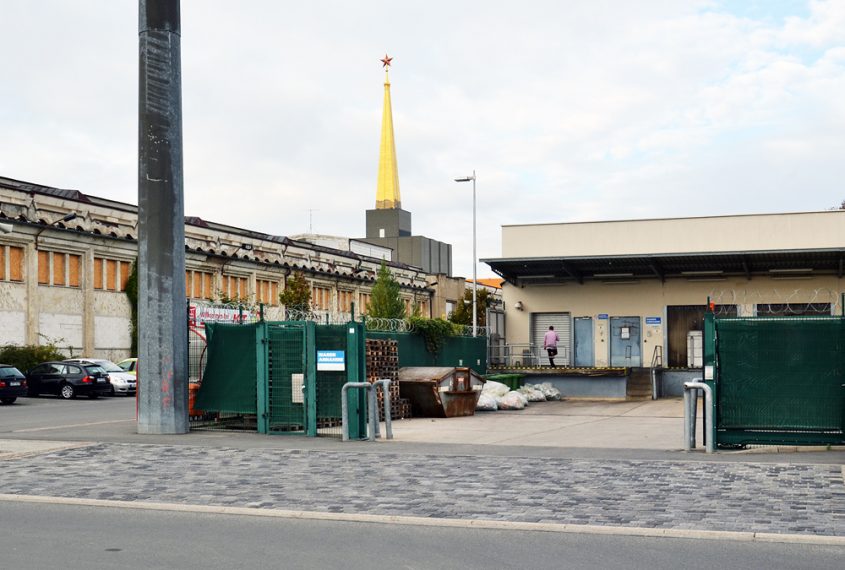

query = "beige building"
0;176;438;361
484;212;845;369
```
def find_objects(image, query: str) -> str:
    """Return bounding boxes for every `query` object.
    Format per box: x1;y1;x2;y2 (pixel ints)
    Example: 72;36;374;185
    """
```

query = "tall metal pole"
472;170;477;337
137;0;188;434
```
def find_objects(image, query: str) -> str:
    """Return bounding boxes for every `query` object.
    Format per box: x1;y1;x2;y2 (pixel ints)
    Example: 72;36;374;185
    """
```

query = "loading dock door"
573;317;594;367
531;313;571;366
667;305;737;367
610;317;641;367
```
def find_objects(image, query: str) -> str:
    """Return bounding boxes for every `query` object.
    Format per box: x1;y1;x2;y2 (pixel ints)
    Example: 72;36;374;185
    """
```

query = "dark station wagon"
25;361;112;399
0;364;28;404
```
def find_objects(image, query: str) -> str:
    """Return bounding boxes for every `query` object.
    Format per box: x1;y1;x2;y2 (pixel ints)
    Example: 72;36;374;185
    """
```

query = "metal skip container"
398;367;485;418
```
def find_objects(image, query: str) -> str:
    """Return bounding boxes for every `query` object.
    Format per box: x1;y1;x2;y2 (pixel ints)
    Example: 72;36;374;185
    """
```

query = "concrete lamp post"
454;171;477;337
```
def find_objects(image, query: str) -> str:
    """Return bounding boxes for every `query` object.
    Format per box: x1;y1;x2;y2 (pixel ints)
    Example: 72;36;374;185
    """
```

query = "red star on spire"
380;54;393;68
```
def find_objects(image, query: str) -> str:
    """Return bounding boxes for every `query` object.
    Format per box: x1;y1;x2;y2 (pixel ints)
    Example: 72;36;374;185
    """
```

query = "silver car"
64;358;137;396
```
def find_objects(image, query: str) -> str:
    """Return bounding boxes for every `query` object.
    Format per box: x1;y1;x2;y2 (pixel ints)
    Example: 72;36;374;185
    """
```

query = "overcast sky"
2;1;844;279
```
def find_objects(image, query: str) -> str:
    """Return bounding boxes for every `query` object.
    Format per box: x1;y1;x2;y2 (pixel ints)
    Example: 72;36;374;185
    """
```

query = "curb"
1;493;842;546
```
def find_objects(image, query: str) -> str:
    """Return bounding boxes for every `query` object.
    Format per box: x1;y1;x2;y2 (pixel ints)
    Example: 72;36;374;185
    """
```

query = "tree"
124;259;138;356
367;261;406;319
449;287;492;327
279;272;311;316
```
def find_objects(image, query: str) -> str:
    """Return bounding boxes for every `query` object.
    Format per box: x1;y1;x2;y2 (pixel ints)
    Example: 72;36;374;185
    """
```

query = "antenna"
306;209;319;234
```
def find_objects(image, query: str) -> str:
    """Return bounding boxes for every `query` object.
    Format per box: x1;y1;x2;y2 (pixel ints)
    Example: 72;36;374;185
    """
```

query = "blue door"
573;317;594;367
610;317;641;367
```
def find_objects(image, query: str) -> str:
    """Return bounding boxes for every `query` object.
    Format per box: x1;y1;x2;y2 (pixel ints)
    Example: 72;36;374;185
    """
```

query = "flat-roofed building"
484;211;845;369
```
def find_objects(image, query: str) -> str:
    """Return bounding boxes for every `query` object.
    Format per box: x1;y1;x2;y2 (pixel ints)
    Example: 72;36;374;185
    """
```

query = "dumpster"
398;367;485;418
484;373;525;391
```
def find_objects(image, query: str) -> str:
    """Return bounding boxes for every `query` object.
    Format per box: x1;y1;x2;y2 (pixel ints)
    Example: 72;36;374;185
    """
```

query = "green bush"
0;344;67;374
409;316;455;356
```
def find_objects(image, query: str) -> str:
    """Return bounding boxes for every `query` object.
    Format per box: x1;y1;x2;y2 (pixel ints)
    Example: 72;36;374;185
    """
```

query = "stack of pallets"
365;338;410;420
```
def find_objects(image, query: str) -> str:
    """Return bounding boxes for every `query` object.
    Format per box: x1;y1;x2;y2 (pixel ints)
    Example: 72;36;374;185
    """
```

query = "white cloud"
1;1;843;277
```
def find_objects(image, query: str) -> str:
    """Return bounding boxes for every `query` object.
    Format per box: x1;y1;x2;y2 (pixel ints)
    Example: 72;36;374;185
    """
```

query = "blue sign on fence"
317;350;345;371
645;317;662;325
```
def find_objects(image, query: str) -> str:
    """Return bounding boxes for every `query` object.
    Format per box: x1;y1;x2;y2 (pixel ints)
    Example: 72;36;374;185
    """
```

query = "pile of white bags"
475;379;563;411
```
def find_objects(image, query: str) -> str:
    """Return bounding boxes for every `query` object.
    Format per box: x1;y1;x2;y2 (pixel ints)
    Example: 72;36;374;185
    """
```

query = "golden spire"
376;54;401;209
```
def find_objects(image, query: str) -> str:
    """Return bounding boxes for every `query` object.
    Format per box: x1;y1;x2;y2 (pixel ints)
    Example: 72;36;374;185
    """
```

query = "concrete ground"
392;397;702;450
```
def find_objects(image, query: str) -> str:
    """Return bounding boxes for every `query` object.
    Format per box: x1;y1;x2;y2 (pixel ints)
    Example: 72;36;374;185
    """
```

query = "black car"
0;364;28;404
26;361;112;399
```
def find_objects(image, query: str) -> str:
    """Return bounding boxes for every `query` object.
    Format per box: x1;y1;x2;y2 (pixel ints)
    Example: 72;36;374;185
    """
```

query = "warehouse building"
0;176;438;361
484;211;845;371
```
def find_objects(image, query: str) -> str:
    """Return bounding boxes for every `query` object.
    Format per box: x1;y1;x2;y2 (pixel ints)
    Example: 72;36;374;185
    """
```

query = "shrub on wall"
0;343;67;374
408;316;455;356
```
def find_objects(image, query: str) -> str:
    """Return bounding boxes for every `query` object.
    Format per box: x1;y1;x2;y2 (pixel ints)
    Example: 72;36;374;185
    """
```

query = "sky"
2;1;844;279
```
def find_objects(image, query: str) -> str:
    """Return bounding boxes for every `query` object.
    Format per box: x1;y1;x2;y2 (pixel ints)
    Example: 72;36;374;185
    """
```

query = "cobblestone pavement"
1;443;844;537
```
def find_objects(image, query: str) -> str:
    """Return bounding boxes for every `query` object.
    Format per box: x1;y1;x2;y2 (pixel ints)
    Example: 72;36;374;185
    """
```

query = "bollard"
373;378;393;440
341;382;374;442
683;382;714;453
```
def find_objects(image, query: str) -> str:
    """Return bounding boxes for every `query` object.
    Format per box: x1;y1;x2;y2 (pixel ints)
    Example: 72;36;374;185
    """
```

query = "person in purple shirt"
543;326;559;367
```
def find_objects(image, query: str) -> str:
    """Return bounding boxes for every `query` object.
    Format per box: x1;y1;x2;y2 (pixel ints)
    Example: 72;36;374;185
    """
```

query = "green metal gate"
194;319;366;438
705;313;845;446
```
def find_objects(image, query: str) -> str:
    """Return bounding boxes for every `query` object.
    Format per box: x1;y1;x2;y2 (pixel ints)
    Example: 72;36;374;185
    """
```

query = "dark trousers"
546;347;557;366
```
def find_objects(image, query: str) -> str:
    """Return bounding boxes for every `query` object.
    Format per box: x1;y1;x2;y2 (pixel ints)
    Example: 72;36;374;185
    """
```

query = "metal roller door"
531;313;571;366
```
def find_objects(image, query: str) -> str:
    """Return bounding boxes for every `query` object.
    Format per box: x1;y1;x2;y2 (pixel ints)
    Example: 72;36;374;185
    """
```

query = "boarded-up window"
120;262;131;291
68;255;80;287
95;257;130;292
312;286;331;310
53;254;66;286
257;279;277;305
359;293;371;315
38;251;49;284
185;270;214;300
192;271;202;298
338;290;353;312
222;275;249;301
202;273;213;300
38;251;80;287
9;246;24;282
106;259;117;291
94;258;104;289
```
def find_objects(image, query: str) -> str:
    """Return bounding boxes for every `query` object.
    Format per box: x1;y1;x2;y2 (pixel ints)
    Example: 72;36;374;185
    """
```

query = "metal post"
472;170;477;338
137;0;187;434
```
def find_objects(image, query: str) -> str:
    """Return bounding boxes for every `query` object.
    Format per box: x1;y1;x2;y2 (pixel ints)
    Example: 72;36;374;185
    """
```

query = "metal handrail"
650;345;663;400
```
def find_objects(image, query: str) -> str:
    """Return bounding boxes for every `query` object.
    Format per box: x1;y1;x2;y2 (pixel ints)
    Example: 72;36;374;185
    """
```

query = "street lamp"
454;170;477;337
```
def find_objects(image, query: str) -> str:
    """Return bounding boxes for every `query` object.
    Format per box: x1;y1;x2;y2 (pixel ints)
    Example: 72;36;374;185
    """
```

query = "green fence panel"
266;322;307;434
195;323;259;414
716;317;845;440
366;331;487;374
314;325;350;436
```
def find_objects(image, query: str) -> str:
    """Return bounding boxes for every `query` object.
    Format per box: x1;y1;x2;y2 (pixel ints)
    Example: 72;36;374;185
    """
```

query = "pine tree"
279;271;311;316
368;261;406;319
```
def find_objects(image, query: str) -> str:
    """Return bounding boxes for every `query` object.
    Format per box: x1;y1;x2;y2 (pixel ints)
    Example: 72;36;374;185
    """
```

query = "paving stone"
0;443;843;537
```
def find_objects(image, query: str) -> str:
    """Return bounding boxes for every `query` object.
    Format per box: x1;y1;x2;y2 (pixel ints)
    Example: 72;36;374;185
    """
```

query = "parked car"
26;362;112;399
0;364;28;404
117;358;137;376
64;359;137;396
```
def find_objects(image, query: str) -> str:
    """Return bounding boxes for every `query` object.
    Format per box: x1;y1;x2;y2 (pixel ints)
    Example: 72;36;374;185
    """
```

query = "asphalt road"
0;501;842;570
0;393;135;434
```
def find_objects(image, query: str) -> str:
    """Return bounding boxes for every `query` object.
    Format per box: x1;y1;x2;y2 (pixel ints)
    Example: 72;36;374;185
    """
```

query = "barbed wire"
362;317;414;333
708;288;842;316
